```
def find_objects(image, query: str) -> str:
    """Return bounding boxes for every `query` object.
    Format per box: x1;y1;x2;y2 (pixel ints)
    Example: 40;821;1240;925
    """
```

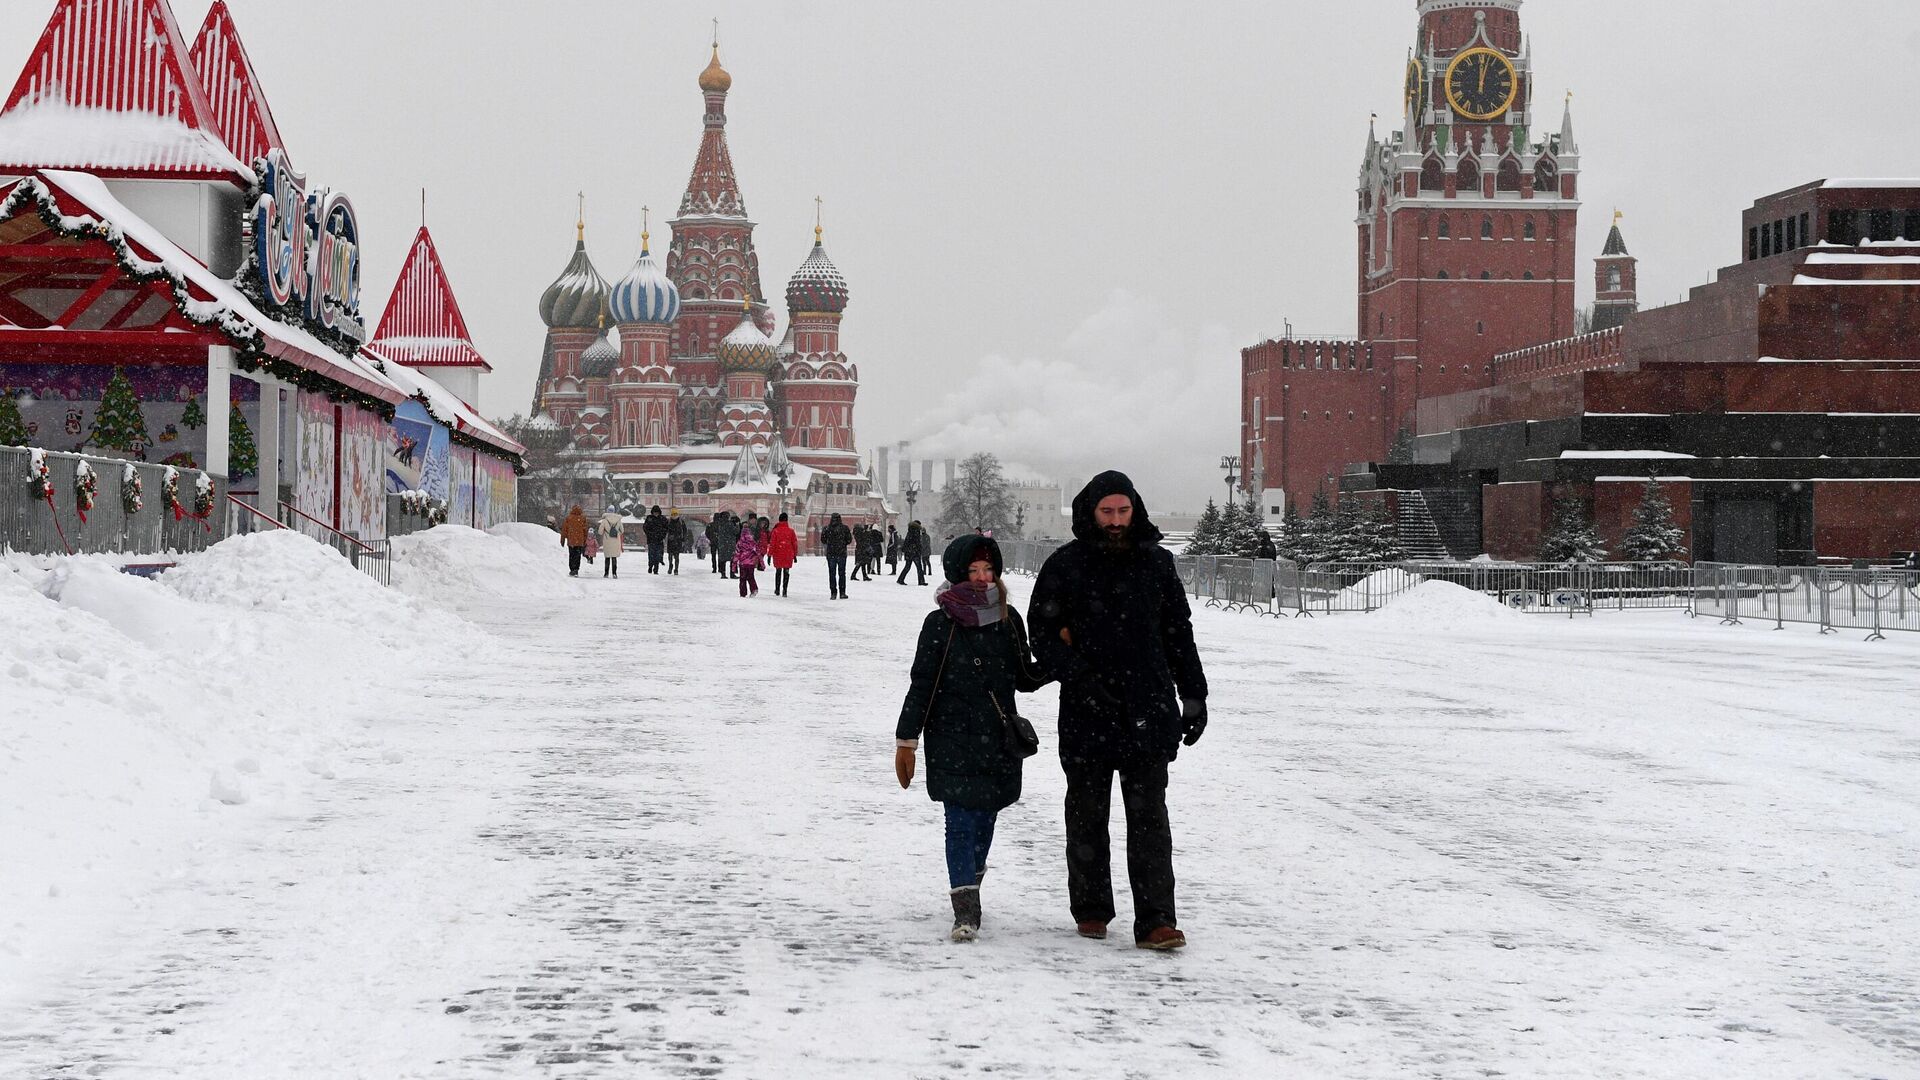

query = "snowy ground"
3;530;1917;1078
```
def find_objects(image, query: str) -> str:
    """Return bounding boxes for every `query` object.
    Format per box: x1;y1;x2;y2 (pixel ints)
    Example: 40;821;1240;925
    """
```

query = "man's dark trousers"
1063;759;1175;941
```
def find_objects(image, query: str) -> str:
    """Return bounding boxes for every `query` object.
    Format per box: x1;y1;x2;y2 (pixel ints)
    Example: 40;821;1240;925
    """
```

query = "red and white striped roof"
0;0;250;181
188;1;284;168
367;226;492;371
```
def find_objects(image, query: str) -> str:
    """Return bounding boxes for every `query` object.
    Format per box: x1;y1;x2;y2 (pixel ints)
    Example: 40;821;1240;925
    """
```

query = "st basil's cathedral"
530;45;884;548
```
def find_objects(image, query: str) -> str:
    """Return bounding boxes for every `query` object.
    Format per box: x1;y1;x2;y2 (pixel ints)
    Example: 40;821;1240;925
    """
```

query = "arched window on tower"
1607;267;1623;291
1481;217;1494;239
1421;156;1445;192
1534;159;1557;195
1497;159;1523;192
698;480;710;494
1436;270;1449;280
682;480;694;495
1479;270;1492;280
1523;218;1537;240
1458;158;1480;193
1523;270;1535;280
1438;218;1451;239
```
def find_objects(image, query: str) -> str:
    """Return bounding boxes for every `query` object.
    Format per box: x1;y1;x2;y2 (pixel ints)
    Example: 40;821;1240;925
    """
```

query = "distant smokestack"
921;460;933;493
944;459;956;488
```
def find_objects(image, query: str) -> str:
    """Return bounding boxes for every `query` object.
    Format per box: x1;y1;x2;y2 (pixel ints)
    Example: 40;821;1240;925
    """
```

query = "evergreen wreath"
26;447;52;503
74;459;98;523
120;463;144;516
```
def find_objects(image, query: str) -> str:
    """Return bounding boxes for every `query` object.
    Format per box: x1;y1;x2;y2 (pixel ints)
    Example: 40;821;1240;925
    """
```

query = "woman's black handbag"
994;696;1041;759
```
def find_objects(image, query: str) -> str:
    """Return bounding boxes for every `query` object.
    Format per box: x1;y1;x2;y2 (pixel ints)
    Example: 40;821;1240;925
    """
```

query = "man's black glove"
1180;698;1208;746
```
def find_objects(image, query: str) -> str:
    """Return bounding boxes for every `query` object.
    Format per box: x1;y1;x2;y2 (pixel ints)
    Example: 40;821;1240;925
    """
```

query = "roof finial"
576;191;585;243
814;195;824;243
421;187;426;228
641;204;651;254
713;16;719;49
1614;208;1623;224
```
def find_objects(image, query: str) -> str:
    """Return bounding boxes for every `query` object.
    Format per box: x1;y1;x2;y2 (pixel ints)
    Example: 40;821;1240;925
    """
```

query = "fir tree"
1386;427;1416;465
228;402;258;480
1185;498;1223;555
1274;505;1305;563
1220;494;1262;558
181;393;205;431
1539;495;1608;564
0;390;28;447
88;367;151;458
1293;491;1336;565
1622;478;1686;562
1354;508;1407;562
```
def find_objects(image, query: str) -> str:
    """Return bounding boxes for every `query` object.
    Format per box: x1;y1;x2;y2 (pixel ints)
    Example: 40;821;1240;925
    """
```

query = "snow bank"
1371;579;1521;627
1;529;497;1010
390;525;586;605
1337;567;1423;606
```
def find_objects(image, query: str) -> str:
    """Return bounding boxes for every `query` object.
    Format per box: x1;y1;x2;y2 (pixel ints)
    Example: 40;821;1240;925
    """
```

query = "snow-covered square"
3;527;1916;1078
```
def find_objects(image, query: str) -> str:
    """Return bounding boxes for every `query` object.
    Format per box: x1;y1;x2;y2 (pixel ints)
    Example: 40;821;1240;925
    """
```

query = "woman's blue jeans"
944;804;998;889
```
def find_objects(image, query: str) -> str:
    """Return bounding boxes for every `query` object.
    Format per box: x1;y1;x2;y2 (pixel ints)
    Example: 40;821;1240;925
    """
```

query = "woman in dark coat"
894;535;1051;941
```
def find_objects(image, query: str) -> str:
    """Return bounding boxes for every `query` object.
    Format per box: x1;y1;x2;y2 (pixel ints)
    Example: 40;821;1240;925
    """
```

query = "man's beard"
1100;524;1131;549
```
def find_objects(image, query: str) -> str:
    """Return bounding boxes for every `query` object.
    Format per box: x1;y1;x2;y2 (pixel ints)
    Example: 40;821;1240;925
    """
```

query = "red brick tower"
1590;211;1638;332
778;218;861;472
535;204;610;430
667;42;773;436
1358;0;1581;427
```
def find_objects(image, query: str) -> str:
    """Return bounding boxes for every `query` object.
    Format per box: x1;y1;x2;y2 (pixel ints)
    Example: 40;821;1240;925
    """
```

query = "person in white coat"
598;509;625;578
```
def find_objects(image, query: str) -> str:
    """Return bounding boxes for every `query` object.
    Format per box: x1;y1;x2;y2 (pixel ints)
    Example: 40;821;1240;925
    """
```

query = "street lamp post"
775;464;791;520
904;479;919;528
1220;454;1239;506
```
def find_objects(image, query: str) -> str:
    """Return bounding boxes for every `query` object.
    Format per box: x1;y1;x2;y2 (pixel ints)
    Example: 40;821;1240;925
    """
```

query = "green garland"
0;178;395;421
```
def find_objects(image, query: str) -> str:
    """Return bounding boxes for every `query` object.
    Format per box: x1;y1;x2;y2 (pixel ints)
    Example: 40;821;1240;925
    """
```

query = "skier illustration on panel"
894;535;1052;941
1027;471;1208;950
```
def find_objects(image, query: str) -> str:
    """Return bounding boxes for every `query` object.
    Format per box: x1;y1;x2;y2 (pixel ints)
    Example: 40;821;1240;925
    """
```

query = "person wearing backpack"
894;535;1051;941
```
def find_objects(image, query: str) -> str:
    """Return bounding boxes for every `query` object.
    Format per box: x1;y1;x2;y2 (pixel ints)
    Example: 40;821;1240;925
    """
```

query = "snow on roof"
21;169;398;403
188;1;285;169
1794;275;1918;286
368;227;491;370
1821;179;1920;189
1560;450;1696;459
364;345;523;458
0;99;250;179
1804;253;1920;266
0;0;251;182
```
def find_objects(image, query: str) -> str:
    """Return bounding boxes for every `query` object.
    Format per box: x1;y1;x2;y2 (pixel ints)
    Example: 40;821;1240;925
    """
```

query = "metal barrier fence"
1691;562;1920;639
1;444;225;557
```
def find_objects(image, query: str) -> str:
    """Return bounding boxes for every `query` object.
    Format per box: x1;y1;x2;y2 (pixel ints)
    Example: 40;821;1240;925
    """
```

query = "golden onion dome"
698;46;732;93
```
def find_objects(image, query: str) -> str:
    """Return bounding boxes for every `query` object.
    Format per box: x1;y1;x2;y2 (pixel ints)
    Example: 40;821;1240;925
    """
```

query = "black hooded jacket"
1027;471;1207;768
822;513;852;557
642;509;669;546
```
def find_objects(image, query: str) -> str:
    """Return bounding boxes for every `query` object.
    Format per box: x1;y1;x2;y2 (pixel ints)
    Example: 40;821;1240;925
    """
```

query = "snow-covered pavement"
4;528;1918;1078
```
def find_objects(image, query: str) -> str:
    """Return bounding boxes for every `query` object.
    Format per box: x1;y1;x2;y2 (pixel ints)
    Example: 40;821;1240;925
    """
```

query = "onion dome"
698;45;732;93
715;301;777;373
786;226;849;314
540;215;610;329
579;327;619;378
608;232;681;324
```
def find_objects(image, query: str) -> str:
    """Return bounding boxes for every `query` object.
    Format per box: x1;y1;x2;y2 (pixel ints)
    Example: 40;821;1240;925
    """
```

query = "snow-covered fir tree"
1290;491;1336;565
1219;493;1263;558
1185;498;1223;555
0;391;27;447
88;367;150;458
1539;495;1608;563
1351;508;1407;562
1621;478;1686;562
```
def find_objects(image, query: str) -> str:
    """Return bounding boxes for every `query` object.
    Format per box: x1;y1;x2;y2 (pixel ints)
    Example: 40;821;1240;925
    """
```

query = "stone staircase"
1393;491;1452;561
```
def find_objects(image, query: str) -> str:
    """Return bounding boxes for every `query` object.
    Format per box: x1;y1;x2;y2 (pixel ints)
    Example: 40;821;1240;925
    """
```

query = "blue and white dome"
607;242;681;325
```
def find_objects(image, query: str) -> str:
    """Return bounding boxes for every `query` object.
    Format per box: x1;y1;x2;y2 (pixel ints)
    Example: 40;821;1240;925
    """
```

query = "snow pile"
489;521;566;562
1371;579;1521;627
1336;567;1423;606
390;525;586;605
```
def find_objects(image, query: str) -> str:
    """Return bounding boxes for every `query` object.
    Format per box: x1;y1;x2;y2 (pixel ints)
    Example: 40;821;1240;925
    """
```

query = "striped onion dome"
715;306;777;373
785;231;849;314
608;239;681;324
579;329;619;378
540;233;610;329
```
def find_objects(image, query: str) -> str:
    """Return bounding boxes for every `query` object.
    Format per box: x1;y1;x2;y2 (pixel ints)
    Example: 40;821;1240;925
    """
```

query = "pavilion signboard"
244;149;366;347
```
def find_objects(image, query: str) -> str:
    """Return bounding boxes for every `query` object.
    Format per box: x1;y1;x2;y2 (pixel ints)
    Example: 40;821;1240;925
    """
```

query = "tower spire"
1559;90;1577;153
641;204;651;255
814;195;824;243
576;191;585;243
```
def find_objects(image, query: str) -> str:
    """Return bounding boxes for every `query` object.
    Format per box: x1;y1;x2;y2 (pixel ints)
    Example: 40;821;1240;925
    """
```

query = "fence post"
1774;568;1784;631
1868;572;1886;642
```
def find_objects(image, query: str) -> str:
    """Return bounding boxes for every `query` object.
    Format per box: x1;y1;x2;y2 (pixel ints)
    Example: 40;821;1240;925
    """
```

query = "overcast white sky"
4;0;1914;509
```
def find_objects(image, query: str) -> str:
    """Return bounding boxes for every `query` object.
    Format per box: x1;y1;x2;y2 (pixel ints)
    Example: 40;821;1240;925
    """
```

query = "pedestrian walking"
886;525;901;574
597;507;625;578
1028;471;1208;951
734;519;762;597
850;525;870;581
894;535;1051;942
705;518;720;573
717;512;740;579
695;521;711;564
822;512;852;598
642;505;669;574
896;520;929;585
560;505;590;576
667;510;689;575
754;516;773;570
1255;529;1277;561
769;512;799;597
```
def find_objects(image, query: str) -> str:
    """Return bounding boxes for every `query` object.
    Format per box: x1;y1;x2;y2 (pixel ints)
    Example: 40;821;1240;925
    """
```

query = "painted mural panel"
0;361;256;470
294;391;336;529
339;405;386;541
476;453;518;529
385;399;449;497
450;449;475;527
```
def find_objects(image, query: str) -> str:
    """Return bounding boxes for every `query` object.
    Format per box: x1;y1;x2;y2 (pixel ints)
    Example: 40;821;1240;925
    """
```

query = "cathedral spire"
1559;90;1577;154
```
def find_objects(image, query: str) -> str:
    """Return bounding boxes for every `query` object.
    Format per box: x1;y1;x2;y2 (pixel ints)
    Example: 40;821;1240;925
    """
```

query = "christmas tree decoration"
0;390;28;447
89;367;152;459
120;463;144;517
228;402;258;480
181;394;205;431
74;459;98;524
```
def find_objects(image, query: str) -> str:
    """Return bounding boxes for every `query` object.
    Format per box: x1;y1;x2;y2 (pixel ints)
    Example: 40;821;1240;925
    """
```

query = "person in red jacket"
768;512;800;597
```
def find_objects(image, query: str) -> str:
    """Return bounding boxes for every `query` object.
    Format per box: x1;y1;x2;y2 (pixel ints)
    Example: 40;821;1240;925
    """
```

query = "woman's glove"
1180;698;1208;746
894;745;916;789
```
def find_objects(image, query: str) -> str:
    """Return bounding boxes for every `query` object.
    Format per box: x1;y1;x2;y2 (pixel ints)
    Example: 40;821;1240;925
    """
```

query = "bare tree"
495;413;590;526
937;452;1017;536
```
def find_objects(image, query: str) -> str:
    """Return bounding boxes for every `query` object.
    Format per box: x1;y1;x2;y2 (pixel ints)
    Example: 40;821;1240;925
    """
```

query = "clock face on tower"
1404;57;1425;116
1444;47;1518;121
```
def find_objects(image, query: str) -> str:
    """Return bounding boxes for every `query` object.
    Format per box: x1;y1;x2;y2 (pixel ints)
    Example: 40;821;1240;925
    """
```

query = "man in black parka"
1027;470;1207;950
642;505;670;574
